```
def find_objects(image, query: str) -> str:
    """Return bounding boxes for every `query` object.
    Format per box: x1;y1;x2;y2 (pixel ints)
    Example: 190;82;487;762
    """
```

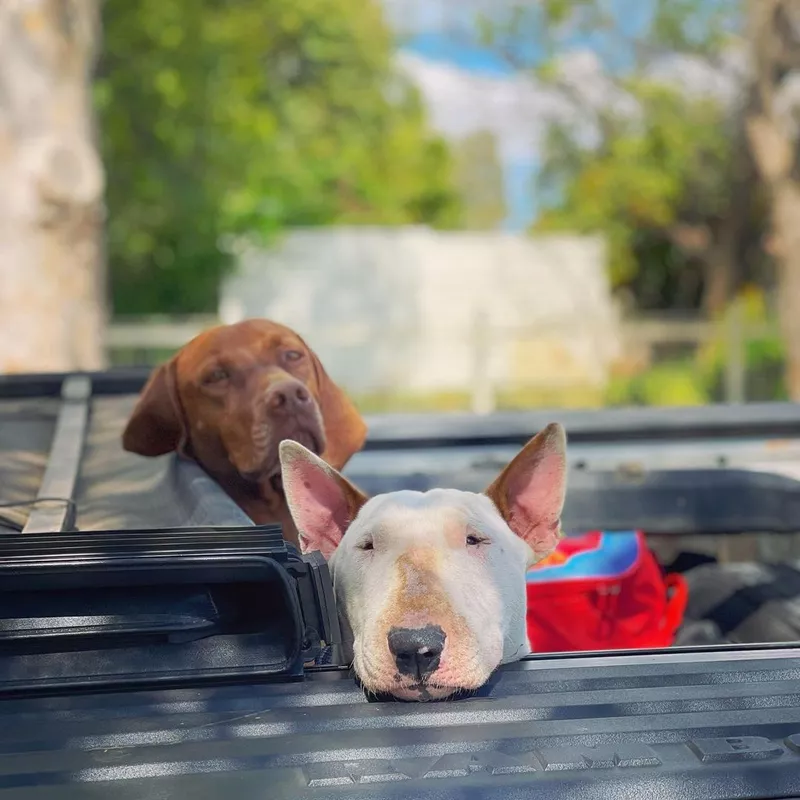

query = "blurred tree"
481;0;769;316
453;130;507;229
97;0;462;315
0;0;106;372
535;81;767;313
744;0;800;398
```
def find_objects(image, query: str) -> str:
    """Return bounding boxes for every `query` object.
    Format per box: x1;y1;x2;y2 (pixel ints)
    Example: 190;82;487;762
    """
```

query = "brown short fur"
122;319;367;546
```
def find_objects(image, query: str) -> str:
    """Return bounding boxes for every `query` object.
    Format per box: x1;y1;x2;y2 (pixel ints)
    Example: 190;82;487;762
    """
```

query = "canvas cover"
0;396;253;533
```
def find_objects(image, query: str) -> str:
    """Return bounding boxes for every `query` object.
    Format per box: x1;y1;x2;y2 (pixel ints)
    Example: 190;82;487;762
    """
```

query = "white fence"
107;310;779;410
219;228;621;398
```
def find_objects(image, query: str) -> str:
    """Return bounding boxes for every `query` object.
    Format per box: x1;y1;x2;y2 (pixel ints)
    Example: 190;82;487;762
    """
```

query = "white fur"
329;489;535;668
280;427;566;701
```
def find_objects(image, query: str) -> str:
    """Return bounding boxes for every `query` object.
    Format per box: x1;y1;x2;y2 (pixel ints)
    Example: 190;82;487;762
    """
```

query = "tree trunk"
701;108;760;318
0;0;106;374
746;113;800;398
702;242;736;318
745;0;800;400
768;181;800;399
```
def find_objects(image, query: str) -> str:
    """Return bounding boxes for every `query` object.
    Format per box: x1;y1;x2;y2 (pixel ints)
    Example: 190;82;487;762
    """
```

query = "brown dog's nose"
266;380;312;413
388;626;445;681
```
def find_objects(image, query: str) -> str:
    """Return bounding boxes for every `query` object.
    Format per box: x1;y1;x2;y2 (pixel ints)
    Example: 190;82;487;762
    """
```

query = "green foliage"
534;81;732;290
479;0;750;312
606;360;709;407
697;289;788;402
97;0;461;314
608;290;787;407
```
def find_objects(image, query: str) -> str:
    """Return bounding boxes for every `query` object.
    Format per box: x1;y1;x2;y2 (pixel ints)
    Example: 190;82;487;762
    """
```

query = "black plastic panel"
360;403;800;449
349;466;800;535
0;647;799;798
0;527;334;694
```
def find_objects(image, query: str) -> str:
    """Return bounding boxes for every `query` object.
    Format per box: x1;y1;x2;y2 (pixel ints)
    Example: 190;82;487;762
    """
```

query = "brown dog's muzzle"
265;380;314;415
253;377;326;468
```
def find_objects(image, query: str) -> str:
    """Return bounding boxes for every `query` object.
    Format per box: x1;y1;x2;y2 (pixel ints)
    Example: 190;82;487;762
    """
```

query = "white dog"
279;423;567;701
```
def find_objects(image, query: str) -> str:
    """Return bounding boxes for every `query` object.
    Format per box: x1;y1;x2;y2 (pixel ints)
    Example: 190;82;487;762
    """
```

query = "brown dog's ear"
279;439;369;559
484;423;567;564
122;359;187;457
308;349;367;470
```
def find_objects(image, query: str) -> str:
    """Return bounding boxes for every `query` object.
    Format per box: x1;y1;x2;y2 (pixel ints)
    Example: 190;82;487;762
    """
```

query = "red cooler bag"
526;530;687;653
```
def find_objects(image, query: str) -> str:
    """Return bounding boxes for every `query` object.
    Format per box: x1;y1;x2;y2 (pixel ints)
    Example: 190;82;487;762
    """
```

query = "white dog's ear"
279;439;368;559
484;423;567;562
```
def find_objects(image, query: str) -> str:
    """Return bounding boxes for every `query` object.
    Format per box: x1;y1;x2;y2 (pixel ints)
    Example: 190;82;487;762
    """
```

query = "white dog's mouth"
354;624;497;702
382;682;467;702
359;673;487;702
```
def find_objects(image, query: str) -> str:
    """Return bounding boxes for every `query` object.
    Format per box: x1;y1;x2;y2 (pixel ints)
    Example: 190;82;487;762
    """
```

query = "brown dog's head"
122;319;367;510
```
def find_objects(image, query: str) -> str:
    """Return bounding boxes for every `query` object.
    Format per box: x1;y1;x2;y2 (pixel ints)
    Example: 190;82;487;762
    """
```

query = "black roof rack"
0;372;341;695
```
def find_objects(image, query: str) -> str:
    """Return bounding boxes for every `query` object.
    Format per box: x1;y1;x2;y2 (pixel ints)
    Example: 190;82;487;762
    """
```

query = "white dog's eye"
466;534;485;546
357;540;374;551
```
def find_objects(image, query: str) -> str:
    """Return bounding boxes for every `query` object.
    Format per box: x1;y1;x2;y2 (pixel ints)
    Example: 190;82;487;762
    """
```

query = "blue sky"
401;32;516;78
401;31;538;229
388;0;660;229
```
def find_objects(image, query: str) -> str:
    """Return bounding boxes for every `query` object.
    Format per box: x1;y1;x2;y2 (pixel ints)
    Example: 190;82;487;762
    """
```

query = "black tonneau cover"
2;646;800;799
0;372;342;698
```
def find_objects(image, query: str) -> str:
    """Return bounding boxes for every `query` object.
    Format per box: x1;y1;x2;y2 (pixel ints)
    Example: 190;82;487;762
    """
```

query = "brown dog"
121;319;367;546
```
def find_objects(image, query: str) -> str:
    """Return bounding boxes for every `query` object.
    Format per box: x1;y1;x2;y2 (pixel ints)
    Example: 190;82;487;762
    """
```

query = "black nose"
387;626;446;681
266;381;311;413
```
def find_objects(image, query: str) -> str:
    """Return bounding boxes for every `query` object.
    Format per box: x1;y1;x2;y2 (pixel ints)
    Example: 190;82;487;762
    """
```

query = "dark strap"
703;563;800;637
314;645;333;666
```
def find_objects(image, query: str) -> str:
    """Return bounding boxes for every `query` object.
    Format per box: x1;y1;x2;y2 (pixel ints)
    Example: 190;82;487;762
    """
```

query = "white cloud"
555;51;640;119
647;49;749;107
398;43;772;166
397;52;574;161
396;47;637;158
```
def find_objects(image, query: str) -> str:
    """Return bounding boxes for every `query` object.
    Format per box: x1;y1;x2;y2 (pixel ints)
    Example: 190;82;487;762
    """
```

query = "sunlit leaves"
534;82;732;287
97;0;461;314
477;0;744;305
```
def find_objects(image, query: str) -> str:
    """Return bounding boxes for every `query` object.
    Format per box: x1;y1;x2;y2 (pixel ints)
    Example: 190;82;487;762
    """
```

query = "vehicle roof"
4;371;800;536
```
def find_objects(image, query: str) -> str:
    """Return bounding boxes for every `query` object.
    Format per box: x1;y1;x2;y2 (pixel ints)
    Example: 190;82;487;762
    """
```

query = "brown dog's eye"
466;534;484;547
284;350;304;363
204;367;229;384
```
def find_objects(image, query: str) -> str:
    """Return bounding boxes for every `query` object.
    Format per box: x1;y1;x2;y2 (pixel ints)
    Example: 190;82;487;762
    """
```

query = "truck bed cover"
3;369;800;800
0;390;253;533
2;646;800;799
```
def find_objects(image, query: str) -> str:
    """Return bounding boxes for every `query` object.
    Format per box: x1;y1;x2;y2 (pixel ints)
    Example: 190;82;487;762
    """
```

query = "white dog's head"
279;423;567;701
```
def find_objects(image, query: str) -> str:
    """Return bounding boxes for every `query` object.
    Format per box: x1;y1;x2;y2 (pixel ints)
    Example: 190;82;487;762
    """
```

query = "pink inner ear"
506;450;565;557
285;458;350;558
